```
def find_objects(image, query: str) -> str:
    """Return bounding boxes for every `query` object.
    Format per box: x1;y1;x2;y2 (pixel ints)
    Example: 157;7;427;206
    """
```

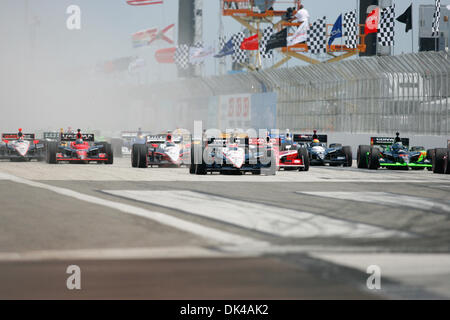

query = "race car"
189;134;277;175
357;133;432;170
46;129;113;164
132;132;189;168
293;131;352;167
118;130;149;156
268;131;310;171
0;129;46;162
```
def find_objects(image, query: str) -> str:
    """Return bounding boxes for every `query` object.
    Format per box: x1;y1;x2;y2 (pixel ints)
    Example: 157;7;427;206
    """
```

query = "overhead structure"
222;0;368;68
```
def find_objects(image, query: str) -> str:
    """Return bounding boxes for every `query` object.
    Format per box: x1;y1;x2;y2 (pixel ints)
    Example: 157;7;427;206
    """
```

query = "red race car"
46;129;113;164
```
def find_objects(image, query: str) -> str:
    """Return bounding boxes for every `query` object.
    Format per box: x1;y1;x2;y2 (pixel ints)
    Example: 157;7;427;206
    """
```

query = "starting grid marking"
297;192;450;214
103;190;412;239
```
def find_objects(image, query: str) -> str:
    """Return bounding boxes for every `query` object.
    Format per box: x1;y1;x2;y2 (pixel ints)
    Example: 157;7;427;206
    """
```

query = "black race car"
293;131;352;167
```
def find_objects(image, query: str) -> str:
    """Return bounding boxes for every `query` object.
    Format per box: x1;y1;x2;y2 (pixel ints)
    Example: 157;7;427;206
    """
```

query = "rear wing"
147;134;182;144
2;133;35;140
43;132;59;140
293;134;328;144
60;133;95;142
371;137;410;147
121;131;151;139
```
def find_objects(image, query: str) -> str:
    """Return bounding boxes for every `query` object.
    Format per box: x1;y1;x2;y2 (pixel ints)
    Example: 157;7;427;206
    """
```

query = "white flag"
287;21;308;46
189;46;215;65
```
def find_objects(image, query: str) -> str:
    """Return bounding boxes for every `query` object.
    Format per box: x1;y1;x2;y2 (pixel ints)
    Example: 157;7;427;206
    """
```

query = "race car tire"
298;148;310;172
433;148;447;174
444;149;450;174
104;143;114;165
131;144;138;168
343;146;353;167
47;142;58;164
357;145;370;169
189;143;196;174
195;143;207;175
368;148;380;170
136;144;148;168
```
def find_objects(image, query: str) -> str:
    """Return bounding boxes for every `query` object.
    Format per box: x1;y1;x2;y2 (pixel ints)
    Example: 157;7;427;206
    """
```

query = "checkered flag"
432;0;441;37
259;26;274;59
344;10;357;49
378;5;395;47
232;32;247;63
175;44;189;69
307;17;327;54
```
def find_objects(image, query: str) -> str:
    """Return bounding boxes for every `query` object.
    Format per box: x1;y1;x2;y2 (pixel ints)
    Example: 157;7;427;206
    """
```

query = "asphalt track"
0;158;449;299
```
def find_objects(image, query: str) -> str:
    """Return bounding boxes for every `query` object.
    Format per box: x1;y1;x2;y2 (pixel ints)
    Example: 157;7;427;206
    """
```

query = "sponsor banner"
211;92;277;130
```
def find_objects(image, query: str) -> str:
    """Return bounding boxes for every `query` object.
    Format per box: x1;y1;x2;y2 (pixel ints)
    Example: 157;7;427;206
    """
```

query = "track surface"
0;158;449;299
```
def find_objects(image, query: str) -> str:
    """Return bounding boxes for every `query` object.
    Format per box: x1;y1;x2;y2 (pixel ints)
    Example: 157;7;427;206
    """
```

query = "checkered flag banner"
259;26;274;59
174;44;189;69
432;0;441;37
344;10;357;49
232;32;247;63
307;17;327;54
378;5;395;47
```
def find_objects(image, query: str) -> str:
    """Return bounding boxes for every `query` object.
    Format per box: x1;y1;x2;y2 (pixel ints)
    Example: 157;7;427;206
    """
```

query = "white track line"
298;192;450;213
311;253;450;298
0;247;251;263
103;190;413;239
0;172;265;248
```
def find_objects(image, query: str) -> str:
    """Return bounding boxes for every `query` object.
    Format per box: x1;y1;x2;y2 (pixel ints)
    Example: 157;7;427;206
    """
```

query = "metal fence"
147;51;450;135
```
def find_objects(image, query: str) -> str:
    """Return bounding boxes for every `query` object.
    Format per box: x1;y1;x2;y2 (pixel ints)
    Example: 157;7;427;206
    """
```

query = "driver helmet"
18;128;23;139
311;139;320;147
76;129;83;144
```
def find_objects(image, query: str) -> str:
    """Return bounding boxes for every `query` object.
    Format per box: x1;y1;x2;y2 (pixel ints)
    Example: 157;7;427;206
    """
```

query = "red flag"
240;34;259;51
155;47;176;64
365;7;379;35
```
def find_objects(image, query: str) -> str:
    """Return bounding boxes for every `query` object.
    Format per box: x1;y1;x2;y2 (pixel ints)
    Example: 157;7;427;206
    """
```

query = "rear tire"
368;148;380;170
343;146;352;167
433;148;447;174
131;144;138;168
298;148;309;172
195;143;207;175
357;145;370;169
47;142;57;164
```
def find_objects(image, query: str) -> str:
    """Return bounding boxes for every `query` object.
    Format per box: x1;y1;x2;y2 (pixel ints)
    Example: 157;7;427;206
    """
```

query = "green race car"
357;133;432;170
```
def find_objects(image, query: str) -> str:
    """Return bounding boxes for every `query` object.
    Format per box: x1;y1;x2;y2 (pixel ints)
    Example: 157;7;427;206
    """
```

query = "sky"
0;0;446;131
0;0;444;79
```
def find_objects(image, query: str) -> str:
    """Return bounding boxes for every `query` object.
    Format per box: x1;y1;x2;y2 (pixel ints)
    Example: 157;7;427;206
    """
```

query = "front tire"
343;146;353;167
357;145;370;169
136;144;148;168
104;143;114;165
298;148;310;172
433;148;447;174
47;142;57;164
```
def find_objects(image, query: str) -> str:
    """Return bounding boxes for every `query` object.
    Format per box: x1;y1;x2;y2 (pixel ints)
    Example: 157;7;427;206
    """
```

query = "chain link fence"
147;51;450;135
